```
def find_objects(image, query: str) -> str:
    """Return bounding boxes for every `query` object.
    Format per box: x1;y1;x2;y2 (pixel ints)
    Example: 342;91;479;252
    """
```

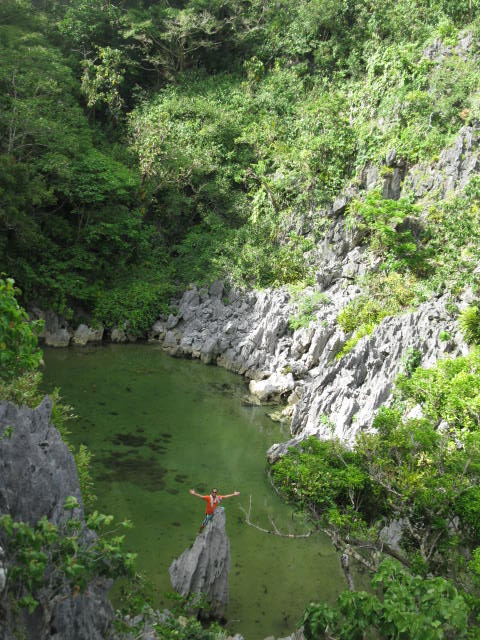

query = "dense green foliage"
302;559;476;640
3;1;480;634
460;304;480;345
336;174;480;344
1;0;480;331
0;278;43;380
273;348;480;630
0;1;167;324
0;499;135;629
289;289;330;330
347;191;425;274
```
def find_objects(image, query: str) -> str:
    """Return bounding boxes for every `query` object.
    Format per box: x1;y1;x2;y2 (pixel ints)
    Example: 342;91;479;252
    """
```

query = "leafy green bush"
0;278;43;381
94;278;175;336
337;272;417;335
273;348;480;584
272;437;373;540
425;190;480;295
459;305;480;345
302;559;472;640
335;323;374;359
0;497;135;636
289;291;330;330
402;346;423;377
396;346;480;431
347;190;425;273
75;444;97;512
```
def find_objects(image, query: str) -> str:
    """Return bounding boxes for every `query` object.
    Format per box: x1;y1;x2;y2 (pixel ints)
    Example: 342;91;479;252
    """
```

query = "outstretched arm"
189;489;204;498
222;491;240;499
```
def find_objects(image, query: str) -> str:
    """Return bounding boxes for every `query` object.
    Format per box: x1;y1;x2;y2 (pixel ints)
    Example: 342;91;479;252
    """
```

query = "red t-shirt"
202;494;224;515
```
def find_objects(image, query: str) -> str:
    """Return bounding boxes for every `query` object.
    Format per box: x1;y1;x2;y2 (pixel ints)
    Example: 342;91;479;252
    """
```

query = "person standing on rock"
189;487;240;533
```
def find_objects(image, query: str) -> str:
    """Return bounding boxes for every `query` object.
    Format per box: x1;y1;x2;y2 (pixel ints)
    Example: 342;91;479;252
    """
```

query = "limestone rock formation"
37;309;73;348
72;323;104;346
148;125;476;451
110;326;128;342
29;308;105;348
0;398;83;526
0;398;114;640
249;372;295;402
403;125;480;201
169;507;230;619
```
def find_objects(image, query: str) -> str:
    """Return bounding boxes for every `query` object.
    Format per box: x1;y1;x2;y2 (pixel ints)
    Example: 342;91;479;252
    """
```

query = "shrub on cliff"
0;497;136;638
0;277;43;382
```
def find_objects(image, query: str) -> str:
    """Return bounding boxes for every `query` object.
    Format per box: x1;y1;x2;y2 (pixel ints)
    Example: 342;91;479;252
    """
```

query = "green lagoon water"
41;344;346;639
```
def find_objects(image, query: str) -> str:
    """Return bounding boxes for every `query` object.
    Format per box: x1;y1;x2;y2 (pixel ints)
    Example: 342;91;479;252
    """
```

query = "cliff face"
0;398;114;640
148;125;479;453
0;398;83;526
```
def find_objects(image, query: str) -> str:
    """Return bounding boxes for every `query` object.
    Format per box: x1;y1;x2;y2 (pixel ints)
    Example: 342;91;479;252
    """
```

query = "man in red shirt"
189;487;240;533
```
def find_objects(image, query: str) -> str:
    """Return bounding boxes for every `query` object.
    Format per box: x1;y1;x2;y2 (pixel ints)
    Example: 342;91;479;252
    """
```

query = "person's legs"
199;514;213;533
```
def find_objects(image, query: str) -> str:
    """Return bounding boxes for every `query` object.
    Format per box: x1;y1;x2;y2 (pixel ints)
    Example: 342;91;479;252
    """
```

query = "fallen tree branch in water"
239;495;312;538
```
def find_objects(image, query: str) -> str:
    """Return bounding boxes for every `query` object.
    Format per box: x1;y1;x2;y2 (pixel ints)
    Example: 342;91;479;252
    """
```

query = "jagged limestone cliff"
148;125;478;454
0;399;114;640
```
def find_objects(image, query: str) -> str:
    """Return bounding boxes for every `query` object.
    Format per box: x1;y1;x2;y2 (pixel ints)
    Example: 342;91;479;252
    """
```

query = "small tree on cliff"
0;277;43;382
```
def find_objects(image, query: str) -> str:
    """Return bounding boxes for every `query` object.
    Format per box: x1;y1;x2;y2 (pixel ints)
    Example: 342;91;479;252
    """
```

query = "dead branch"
340;551;355;592
239;496;311;538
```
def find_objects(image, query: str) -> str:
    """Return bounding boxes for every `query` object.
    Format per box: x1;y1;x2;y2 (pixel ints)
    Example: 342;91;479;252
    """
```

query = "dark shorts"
202;513;213;527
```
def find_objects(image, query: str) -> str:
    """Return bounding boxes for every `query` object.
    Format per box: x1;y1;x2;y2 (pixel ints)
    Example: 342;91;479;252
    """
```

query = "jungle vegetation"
2;1;480;637
2;0;480;331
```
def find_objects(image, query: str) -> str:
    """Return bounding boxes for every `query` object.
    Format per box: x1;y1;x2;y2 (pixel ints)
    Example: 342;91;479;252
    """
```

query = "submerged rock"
169;507;230;619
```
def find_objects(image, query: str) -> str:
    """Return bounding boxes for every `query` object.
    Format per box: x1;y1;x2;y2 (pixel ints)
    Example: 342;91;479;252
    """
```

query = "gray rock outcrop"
403;125;480;201
0;398;83;526
149;125;476;453
37;309;73;348
0;398;114;640
169;507;230;619
249;372;295;401
29;309;105;348
286;295;465;446
72;323;104;346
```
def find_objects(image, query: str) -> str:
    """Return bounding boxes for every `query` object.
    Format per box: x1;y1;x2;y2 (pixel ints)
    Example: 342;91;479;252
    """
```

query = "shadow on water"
112;432;148;447
96;448;167;492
